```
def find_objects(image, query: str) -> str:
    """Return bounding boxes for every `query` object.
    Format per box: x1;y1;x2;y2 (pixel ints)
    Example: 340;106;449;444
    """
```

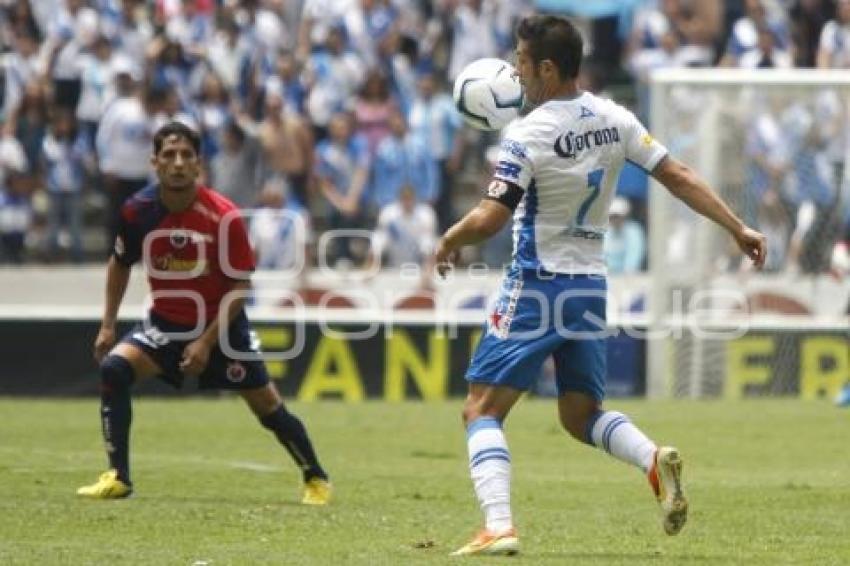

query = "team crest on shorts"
487;276;522;339
170;230;189;249
488;306;507;338
226;361;247;383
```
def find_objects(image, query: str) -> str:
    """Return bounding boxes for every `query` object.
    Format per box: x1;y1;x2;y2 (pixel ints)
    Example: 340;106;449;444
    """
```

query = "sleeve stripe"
627;151;668;174
625;158;651;174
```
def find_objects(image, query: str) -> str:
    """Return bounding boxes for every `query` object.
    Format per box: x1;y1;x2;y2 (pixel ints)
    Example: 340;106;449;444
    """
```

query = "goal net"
646;68;850;400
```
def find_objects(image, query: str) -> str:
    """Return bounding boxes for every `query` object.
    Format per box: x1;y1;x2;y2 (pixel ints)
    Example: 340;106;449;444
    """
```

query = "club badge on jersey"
487;180;509;199
226;361;247;383
169;230;189;249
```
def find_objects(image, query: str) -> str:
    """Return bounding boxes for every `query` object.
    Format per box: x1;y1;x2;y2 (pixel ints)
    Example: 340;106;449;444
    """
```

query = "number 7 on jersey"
576;168;604;226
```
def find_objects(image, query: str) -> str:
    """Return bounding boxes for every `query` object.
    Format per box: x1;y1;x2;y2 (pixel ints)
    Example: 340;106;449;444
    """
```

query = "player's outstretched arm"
434;199;512;277
94;256;132;363
652;156;767;269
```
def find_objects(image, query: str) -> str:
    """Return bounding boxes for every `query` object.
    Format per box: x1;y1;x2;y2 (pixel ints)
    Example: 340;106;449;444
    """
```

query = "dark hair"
50;108;78;139
153;121;201;155
224;119;246;143
516;15;583;79
359;68;390;101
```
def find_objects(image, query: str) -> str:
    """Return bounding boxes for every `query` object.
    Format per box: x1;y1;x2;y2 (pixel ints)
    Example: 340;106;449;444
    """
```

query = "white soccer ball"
453;58;523;131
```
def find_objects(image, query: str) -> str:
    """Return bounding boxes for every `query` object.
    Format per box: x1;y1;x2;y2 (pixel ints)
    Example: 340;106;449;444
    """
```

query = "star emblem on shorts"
490;309;503;330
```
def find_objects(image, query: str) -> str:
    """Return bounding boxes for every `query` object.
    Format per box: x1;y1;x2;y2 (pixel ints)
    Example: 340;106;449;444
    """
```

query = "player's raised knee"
558;403;600;442
100;354;134;389
461;400;481;426
461;396;496;425
558;412;588;441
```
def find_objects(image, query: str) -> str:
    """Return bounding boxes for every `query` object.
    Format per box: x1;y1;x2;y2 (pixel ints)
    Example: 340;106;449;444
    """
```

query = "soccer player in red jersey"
77;121;331;504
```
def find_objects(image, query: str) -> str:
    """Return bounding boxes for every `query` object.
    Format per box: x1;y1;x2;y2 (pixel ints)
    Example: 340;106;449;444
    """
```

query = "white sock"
588;410;657;472
466;417;512;533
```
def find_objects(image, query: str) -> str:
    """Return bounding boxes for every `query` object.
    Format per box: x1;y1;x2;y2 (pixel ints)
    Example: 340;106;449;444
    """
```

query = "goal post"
646;68;850;399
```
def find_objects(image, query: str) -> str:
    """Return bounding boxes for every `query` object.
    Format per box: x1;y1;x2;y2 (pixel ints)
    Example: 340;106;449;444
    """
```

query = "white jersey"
371;201;437;267
250;205;311;271
492;91;667;274
818;20;850;69
96;96;151;180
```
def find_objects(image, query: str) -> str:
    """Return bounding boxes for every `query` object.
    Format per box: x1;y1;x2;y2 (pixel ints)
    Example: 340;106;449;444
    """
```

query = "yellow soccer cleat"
301;477;332;505
451;528;519;556
648;446;688;535
76;470;133;499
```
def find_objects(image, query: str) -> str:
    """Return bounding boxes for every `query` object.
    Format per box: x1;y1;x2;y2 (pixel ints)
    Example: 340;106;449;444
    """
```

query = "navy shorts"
121;310;270;390
466;265;608;401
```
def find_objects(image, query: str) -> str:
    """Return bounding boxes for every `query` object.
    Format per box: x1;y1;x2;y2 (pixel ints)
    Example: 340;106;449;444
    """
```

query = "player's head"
259;177;287;208
840;0;850;24
744;0;766;22
328;112;352;142
399;184;416;212
265;87;285;117
416;69;437;99
756;24;775;53
222;119;246;151
151;121;202;191
515;15;583;105
50;108;77;139
388;108;407;136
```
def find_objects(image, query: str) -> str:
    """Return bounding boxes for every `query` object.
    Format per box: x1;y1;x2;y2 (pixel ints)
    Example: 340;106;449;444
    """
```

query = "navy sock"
100;355;134;485
260;406;327;482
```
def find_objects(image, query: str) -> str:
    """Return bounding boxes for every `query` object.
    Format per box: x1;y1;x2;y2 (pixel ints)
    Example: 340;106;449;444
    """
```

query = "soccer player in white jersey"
435;15;767;556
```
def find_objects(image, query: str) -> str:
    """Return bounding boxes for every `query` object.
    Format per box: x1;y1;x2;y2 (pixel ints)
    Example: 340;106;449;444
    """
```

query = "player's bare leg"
241;384;331;505
556;391;601;443
78;344;160;499
452;384;522;556
558;391;687;535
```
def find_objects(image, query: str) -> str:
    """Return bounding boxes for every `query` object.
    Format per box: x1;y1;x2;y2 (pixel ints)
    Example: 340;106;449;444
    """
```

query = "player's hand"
733;226;767;270
93;326;117;364
433;239;458;278
180;339;212;378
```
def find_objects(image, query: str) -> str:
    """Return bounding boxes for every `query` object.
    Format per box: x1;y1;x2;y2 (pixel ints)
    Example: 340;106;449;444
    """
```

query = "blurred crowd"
0;0;847;279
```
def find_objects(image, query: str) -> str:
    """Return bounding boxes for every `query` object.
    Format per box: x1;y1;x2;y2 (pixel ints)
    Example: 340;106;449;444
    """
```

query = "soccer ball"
453;58;523;131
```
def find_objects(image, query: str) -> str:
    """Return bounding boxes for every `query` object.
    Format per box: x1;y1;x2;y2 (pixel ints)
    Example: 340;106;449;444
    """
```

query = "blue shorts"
466;265;608;401
122;310;270;390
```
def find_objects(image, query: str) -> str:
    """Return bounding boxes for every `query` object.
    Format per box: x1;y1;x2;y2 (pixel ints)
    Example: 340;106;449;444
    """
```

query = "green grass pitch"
1;398;848;565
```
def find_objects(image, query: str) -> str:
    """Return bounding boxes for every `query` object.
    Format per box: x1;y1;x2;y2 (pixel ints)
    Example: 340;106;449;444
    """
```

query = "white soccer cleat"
649;446;688;535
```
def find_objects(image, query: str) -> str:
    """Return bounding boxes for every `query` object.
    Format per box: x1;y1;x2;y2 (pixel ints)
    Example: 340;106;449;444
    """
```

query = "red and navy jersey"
114;184;255;326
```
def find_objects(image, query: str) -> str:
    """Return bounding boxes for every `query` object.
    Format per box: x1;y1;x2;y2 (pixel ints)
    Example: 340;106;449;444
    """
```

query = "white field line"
0;446;284;473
